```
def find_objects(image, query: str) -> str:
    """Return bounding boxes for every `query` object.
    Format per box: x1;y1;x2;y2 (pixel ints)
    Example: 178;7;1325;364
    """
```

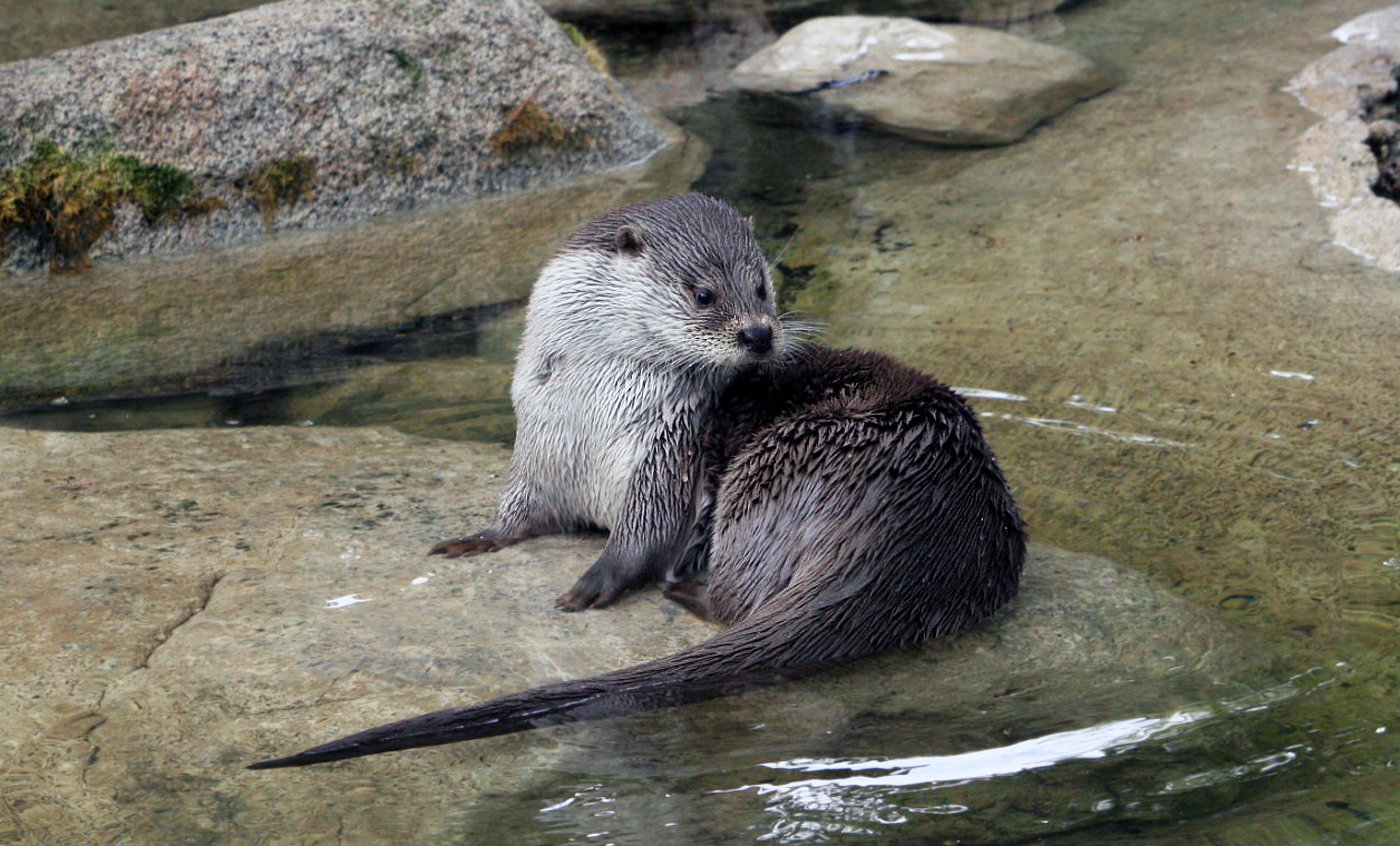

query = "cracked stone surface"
0;425;1261;844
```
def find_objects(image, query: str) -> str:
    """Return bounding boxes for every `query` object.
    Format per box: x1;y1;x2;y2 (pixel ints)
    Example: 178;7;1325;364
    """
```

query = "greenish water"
5;0;1400;843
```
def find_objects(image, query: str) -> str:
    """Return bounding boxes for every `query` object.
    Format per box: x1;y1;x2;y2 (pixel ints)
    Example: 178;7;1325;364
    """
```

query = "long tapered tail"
246;615;813;770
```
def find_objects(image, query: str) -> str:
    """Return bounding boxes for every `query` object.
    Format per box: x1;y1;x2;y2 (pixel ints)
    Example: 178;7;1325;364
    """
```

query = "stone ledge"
0;424;1261;842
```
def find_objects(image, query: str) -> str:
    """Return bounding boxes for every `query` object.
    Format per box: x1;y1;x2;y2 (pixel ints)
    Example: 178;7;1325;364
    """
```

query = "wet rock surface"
540;0;1071;25
0;424;1260;844
0;118;706;406
0;0;665;270
729;16;1113;146
1287;3;1400;271
0;0;274;64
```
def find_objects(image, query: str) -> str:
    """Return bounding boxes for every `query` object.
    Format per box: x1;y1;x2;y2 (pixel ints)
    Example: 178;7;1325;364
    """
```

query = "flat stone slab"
1286;3;1400;273
0;0;664;269
0;424;1260;844
730;16;1112;146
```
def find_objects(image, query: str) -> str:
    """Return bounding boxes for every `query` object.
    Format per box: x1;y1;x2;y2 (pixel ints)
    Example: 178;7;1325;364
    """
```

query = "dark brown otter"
248;198;1024;770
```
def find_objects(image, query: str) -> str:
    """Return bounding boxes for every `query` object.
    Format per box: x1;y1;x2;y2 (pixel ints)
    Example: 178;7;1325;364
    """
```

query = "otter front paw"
429;532;503;558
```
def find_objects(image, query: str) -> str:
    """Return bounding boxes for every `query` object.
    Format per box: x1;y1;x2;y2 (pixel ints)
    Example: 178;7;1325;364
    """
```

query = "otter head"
564;194;783;371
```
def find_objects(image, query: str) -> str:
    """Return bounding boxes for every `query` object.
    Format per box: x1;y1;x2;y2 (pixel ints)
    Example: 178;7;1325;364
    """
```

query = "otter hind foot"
555;554;650;612
662;580;712;621
428;532;504;558
555;579;613;612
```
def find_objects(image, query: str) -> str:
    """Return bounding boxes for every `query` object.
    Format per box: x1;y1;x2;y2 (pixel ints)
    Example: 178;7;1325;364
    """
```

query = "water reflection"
475;660;1394;846
695;672;1351;844
992;412;1190;447
949;385;1029;402
747;709;1210;792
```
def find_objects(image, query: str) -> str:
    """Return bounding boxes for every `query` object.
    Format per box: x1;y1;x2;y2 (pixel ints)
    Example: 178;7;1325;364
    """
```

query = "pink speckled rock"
0;0;664;269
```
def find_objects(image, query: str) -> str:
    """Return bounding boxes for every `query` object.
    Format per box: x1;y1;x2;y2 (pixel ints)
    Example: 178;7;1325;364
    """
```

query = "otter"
248;194;1024;770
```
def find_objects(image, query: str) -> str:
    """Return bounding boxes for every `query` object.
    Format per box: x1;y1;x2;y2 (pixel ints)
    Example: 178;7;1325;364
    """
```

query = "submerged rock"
729;16;1112;146
0;424;1261;843
0;0;665;271
0;0;274;64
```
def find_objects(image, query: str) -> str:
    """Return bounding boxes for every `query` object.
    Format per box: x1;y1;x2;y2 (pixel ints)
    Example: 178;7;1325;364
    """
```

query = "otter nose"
737;325;773;355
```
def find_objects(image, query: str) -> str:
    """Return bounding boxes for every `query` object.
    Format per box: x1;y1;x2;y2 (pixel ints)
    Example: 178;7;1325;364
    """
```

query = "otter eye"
694;288;716;307
756;284;766;301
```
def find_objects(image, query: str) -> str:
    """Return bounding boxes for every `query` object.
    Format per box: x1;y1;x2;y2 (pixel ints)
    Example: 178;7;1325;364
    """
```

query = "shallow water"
5;0;1400;843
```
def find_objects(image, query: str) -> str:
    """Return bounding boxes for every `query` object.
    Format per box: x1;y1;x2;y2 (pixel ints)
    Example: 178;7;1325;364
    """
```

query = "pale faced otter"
248;194;1024;770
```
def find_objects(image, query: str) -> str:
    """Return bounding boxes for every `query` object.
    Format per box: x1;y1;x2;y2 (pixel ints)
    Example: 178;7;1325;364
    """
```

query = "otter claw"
554;591;586;612
429;534;501;558
554;584;597;612
555;572;627;612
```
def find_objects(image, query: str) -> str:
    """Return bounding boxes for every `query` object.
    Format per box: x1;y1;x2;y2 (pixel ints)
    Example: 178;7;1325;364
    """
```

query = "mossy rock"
235;156;317;232
0;140;221;272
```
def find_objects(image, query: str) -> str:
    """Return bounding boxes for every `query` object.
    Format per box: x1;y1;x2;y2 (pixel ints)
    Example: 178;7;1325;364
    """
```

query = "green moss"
116;158;224;225
235;156;316;231
0;140;221;272
386;47;424;90
558;22;609;76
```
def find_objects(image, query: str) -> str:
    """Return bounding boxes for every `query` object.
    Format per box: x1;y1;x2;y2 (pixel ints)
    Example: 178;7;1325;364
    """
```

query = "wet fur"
248;195;1024;770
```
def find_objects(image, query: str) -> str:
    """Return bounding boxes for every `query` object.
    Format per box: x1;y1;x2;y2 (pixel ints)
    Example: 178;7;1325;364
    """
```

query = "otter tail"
246;608;831;770
249;497;1020;771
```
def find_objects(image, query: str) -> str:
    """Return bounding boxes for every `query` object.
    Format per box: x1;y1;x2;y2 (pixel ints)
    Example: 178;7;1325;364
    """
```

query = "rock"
729;16;1112;146
0;0;666;271
1331;3;1400;45
0;424;1261;842
0;116;708;405
540;0;1072;25
1285;6;1400;273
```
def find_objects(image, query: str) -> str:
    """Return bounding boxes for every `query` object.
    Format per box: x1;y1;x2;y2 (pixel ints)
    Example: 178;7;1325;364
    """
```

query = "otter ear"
615;225;645;257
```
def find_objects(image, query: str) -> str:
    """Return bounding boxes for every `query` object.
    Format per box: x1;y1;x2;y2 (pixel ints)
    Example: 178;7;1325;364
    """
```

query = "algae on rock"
235;156;317;232
0;140;221;272
489;100;593;156
559;21;610;76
